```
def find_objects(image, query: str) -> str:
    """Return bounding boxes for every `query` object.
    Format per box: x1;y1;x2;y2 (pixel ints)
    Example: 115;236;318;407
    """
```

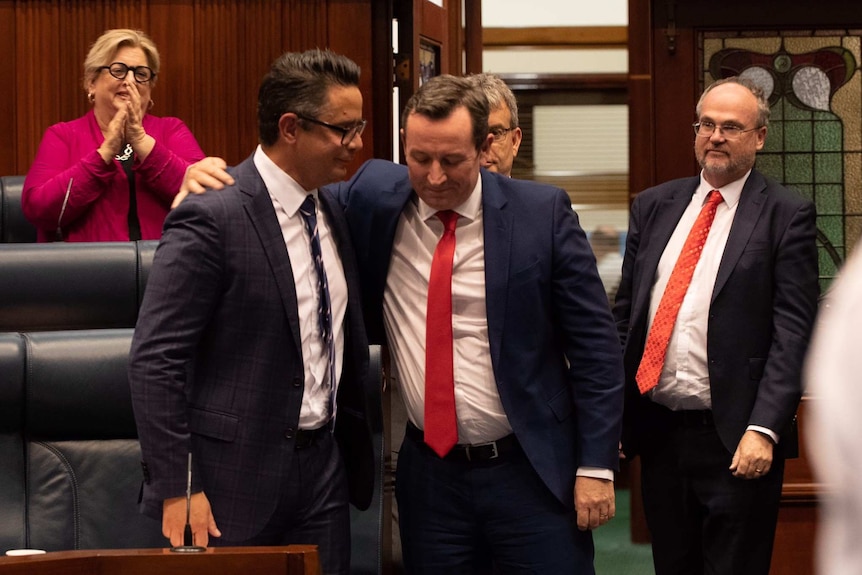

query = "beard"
696;145;756;184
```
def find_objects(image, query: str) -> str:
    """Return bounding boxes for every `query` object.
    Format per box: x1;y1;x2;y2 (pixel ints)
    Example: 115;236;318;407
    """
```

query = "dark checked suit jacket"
128;155;376;541
614;169;819;459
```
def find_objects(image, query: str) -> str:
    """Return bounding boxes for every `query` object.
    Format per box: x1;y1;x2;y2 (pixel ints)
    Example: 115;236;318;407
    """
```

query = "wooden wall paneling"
419;0;447;76
326;0;376;169
446;0;461;76
191;0;264;164
398;0;448;94
0;1;16;176
15;3;60;175
627;0;653;202
370;0;394;161
626;2;653;542
462;0;482;74
236;0;288;162
649;19;697;185
147;1;197;153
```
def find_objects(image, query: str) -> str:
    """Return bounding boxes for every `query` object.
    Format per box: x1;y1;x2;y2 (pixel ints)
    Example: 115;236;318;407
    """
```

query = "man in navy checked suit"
128;50;377;575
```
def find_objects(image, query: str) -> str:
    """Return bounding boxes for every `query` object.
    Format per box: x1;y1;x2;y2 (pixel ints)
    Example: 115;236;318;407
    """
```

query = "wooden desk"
0;546;320;575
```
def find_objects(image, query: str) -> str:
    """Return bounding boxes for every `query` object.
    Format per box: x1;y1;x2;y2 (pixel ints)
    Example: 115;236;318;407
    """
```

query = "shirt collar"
697;168;750;209
253;145;317;218
416;173;483;223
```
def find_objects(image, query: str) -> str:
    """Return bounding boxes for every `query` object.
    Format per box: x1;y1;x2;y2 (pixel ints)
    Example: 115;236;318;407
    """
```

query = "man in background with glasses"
128;49;377;575
614;76;818;574
470;73;522;177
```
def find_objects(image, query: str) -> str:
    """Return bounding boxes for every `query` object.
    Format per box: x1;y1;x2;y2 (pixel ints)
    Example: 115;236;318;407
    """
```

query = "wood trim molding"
483;26;627;48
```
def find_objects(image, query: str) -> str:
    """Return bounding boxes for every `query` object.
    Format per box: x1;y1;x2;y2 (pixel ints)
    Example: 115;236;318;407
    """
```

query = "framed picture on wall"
419;39;440;85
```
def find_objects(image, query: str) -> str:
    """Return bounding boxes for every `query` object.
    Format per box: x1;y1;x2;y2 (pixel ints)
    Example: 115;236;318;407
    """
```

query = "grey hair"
469;73;518;128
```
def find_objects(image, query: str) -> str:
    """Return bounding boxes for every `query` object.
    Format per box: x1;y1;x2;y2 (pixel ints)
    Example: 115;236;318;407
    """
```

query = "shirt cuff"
747;424;779;444
576;467;614;481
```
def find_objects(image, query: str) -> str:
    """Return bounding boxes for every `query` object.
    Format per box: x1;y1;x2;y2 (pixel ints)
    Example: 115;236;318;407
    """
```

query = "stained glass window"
700;31;862;290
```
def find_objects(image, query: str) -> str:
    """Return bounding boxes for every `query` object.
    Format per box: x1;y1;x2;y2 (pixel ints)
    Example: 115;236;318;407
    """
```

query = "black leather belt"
406;422;521;463
674;409;714;427
294;426;330;450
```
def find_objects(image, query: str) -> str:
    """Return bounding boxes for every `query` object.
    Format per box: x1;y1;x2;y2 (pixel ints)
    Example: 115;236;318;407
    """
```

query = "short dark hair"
257;49;361;146
401;74;489;151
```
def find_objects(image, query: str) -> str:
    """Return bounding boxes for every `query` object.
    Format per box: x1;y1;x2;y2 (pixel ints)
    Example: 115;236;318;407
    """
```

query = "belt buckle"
465;440;498;462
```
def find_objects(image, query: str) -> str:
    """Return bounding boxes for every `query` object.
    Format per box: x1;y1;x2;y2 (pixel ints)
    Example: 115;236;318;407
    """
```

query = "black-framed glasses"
490;127;516;143
294;113;367;146
98;62;156;84
693;121;761;140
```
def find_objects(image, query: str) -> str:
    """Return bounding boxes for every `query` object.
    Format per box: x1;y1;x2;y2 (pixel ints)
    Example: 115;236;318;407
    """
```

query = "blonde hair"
82;29;160;91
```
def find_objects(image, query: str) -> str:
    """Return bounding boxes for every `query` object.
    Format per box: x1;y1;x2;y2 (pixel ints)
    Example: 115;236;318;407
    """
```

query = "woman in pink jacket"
23;29;205;242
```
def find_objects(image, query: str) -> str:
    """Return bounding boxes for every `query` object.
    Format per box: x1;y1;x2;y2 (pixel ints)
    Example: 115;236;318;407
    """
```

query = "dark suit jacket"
614;169;818;458
330;159;624;509
129;155;376;541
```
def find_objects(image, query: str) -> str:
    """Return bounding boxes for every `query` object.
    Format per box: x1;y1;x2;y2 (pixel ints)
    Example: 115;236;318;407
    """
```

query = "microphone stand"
170;453;205;553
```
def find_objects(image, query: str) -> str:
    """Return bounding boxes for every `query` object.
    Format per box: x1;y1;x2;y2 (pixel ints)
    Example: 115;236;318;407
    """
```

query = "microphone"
55;178;73;242
170;453;205;553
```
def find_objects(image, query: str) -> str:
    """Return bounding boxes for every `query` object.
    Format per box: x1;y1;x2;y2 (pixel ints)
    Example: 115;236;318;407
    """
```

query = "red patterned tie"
424;210;459;457
636;190;724;394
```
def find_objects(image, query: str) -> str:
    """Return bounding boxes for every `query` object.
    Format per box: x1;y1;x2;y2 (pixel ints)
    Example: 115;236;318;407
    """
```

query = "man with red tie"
614;76;819;575
335;75;624;573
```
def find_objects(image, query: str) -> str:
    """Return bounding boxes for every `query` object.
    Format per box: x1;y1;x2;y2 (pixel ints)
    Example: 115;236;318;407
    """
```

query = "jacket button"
292;376;302;388
284;428;295;440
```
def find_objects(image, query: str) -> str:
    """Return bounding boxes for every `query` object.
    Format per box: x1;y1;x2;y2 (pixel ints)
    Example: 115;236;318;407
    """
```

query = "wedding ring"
755;468;762;473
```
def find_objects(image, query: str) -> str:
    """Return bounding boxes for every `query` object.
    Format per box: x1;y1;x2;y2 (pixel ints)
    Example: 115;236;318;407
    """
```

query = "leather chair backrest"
0;176;36;243
136;240;157;308
0;241;158;332
0;334;26;552
21;329;164;551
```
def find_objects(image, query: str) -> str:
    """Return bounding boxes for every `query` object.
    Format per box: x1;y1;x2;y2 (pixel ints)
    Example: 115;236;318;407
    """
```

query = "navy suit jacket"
614;169;818;458
330;159;624;509
129;156;376;541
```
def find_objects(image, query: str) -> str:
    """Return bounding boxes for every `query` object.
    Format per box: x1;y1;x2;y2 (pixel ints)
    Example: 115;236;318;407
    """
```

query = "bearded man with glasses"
614;76;818;575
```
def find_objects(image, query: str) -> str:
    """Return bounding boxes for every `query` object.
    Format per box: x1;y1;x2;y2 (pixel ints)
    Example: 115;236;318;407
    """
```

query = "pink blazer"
23;109;205;242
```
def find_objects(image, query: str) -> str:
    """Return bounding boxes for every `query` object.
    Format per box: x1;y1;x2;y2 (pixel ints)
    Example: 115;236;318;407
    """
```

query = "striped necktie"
299;194;336;419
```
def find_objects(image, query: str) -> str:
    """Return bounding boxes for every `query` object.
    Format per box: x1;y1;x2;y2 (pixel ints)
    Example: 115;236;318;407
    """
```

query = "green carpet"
593;489;656;575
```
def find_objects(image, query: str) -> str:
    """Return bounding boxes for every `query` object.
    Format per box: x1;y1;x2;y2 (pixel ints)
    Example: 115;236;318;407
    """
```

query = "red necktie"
636;190;724;394
424;210;459;457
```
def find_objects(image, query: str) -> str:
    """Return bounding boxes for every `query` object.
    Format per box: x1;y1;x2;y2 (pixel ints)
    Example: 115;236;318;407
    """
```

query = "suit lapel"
236;159;303;360
632;182;696;323
712;170;767;300
480;171;513;370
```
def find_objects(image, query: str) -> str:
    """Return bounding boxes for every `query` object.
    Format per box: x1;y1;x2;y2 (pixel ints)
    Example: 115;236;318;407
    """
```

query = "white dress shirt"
383;176;512;445
383;177;612;480
253;146;347;429
646;173;742;411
